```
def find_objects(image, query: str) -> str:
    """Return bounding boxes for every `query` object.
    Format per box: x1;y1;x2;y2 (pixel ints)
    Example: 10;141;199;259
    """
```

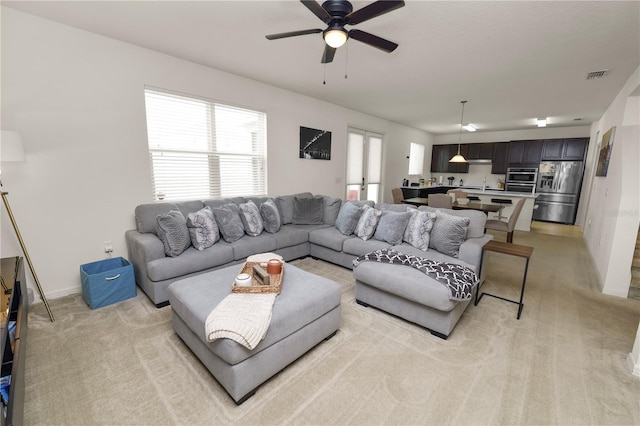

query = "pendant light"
449;100;469;163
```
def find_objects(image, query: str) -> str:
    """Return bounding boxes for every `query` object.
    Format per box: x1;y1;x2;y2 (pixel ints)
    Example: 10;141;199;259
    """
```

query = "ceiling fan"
265;0;405;64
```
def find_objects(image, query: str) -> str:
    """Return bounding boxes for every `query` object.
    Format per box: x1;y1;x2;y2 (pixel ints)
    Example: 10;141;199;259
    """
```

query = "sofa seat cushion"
147;244;235;282
168;263;341;365
273;225;312;249
309;226;354;252
230;233;277;260
352;260;458;312
343;237;391;257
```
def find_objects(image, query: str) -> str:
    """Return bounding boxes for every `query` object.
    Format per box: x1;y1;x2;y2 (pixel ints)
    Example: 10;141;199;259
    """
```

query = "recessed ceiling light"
463;123;477;132
537;118;547;127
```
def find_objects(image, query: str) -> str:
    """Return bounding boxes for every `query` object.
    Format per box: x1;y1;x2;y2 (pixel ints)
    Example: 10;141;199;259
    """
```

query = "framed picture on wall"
595;126;615;177
299;126;331;160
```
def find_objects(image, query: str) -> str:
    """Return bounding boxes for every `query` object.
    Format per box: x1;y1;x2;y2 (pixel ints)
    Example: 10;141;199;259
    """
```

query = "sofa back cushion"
321;196;342;225
136;202;178;234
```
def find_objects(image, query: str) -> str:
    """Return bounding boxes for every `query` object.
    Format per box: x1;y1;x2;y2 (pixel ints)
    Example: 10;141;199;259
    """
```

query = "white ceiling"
4;0;639;134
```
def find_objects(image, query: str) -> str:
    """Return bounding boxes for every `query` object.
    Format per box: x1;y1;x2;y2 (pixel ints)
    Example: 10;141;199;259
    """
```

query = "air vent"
587;70;609;80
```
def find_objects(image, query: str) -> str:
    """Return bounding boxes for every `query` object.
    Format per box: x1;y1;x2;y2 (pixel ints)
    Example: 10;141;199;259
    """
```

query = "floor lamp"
1;130;55;322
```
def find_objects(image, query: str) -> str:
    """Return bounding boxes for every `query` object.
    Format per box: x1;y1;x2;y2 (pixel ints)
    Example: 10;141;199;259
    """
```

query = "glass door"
346;128;383;203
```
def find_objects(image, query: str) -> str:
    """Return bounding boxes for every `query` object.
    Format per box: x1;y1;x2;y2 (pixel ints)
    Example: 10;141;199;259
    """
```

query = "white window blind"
145;88;267;201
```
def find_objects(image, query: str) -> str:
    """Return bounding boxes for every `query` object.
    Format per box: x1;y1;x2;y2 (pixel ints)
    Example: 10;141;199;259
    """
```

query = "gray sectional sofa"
125;192;492;336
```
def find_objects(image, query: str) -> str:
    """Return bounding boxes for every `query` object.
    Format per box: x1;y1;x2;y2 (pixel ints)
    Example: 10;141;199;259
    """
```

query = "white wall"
0;8;428;299
582;67;640;297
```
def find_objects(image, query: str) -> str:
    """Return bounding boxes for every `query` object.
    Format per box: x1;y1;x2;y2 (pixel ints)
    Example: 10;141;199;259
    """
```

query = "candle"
235;273;252;287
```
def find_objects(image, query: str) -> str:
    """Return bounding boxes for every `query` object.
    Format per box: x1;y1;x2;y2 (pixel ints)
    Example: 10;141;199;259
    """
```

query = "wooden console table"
475;240;533;319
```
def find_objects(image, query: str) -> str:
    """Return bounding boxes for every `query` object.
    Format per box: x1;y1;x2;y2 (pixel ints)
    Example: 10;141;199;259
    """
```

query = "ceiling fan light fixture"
323;27;348;48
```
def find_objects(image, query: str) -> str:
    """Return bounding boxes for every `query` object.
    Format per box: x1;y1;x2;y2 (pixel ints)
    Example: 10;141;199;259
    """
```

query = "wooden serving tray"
231;261;283;294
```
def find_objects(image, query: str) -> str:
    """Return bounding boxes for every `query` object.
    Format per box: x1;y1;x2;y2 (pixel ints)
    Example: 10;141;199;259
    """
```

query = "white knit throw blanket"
205;293;277;350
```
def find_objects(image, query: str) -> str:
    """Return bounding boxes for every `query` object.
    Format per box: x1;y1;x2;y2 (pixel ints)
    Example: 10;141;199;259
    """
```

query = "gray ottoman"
168;263;341;404
353;261;474;339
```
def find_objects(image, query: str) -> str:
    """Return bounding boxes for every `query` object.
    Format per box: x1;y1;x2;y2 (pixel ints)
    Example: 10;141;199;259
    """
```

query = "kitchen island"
401;186;538;232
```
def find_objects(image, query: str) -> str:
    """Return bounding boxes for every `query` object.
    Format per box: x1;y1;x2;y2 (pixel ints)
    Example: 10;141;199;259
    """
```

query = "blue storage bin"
80;257;136;309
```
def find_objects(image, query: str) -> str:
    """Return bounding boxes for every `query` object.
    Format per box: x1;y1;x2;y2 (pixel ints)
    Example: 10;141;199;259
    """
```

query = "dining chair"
391;188;404;204
428;193;452;209
484;197;525;243
446;189;468;202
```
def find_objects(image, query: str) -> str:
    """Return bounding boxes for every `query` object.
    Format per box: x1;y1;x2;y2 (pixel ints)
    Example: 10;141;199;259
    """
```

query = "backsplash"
409;164;506;188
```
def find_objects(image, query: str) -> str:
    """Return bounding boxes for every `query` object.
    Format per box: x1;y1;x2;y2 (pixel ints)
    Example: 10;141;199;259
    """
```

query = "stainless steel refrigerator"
533;161;583;224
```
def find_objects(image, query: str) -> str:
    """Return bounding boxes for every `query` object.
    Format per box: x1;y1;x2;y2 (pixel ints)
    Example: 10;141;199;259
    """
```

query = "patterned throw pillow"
355;205;382;241
260;198;282;233
155;209;191;257
186;206;219;250
403;209;437;251
212;203;245;243
372;210;413;245
335;202;364;236
428;210;470;258
239;200;264;237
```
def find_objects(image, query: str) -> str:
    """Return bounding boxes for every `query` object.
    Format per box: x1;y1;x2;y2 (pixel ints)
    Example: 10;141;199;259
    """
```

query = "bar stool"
491;198;512;220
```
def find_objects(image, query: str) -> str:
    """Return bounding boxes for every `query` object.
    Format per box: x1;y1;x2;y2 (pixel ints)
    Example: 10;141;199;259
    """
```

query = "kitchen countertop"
400;185;538;198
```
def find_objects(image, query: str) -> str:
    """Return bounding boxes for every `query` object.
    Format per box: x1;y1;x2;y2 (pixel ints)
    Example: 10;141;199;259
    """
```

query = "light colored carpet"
25;230;640;425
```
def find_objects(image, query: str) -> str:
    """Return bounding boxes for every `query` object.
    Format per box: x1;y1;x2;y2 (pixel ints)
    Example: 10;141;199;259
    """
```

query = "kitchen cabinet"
508;140;543;167
562;138;588;160
491;142;509;174
467;142;494;159
430;144;469;173
541;138;588;161
430;144;449;172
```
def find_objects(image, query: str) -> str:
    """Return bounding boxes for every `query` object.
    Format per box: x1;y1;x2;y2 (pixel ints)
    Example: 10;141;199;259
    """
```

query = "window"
144;88;267;201
408;142;425;175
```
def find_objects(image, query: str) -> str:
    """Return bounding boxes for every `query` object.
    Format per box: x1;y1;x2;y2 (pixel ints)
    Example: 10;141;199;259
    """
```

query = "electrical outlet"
104;241;113;254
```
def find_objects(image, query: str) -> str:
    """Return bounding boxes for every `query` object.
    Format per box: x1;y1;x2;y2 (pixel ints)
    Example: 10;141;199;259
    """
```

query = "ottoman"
352;261;475;339
168;263;341;404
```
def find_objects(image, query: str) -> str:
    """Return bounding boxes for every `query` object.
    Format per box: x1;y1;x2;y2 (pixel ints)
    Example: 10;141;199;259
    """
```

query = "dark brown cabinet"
491;142;509;174
467;142;494;159
508;140;543;167
430;144;469;173
541;138;588;161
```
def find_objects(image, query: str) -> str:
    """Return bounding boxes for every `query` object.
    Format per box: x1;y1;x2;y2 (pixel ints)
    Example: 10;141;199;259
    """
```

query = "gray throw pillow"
335;202;364;236
155;209;191;257
372;210;412;245
403;209;436;251
355;205;382;241
275;192;313;224
429;210;470;258
238;200;264;237
260;198;281;233
293;196;324;225
212;203;245;243
186;206;219;250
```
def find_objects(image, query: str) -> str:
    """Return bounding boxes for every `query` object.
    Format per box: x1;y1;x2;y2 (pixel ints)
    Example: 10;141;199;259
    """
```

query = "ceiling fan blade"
349;29;398;53
346;0;405;25
321;45;336;64
266;28;322;40
300;0;332;23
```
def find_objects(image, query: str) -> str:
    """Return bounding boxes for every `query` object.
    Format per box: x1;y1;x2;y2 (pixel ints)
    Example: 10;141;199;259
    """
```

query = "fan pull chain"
344;44;349;79
323;63;326;85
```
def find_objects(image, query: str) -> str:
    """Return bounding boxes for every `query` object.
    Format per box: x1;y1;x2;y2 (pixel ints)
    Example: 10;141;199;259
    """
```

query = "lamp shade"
0;131;25;162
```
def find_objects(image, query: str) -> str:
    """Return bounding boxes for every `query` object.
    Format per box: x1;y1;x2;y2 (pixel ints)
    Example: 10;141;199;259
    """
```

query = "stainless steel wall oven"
506;167;537;193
